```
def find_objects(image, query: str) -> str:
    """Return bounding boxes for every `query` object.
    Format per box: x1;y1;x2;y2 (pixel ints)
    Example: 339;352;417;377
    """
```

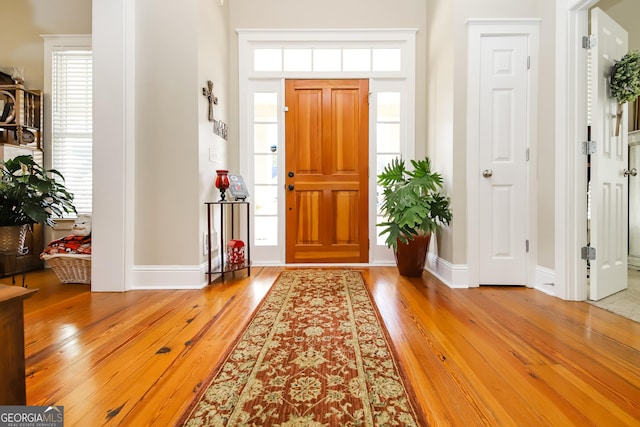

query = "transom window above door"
254;48;402;73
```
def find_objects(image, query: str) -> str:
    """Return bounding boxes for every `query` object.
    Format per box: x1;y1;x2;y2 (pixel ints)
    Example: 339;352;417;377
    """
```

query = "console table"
0;284;37;405
205;201;251;283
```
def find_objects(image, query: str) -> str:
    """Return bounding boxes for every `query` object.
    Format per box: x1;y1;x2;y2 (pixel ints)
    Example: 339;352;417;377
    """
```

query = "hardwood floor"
12;267;640;426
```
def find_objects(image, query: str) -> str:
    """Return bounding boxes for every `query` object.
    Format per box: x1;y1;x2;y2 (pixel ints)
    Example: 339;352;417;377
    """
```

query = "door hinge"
284;106;289;112
368;93;372;104
526;148;530;161
527;56;531;70
581;245;596;261
582;35;597;49
582;140;596;155
526;240;529;253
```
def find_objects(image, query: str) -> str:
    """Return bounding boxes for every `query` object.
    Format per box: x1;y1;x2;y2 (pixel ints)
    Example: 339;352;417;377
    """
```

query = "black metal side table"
205;201;251;283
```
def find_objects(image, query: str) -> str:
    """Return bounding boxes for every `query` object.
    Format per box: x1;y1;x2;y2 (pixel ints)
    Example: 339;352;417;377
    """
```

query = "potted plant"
0;155;76;257
377;156;452;277
610;49;640;136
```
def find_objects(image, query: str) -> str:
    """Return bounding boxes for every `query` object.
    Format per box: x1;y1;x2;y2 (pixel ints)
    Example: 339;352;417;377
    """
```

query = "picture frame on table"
228;174;249;201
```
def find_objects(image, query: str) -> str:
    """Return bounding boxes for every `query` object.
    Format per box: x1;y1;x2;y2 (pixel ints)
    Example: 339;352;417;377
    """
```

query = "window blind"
51;48;93;215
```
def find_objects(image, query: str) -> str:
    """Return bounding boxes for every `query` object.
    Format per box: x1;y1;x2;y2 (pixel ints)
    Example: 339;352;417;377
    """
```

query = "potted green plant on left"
0;155;76;258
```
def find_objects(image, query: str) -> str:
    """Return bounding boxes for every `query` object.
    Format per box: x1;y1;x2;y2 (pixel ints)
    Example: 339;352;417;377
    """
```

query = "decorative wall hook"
202;80;218;122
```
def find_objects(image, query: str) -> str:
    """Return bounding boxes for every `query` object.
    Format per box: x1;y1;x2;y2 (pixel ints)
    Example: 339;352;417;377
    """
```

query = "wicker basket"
41;254;91;284
0;224;28;254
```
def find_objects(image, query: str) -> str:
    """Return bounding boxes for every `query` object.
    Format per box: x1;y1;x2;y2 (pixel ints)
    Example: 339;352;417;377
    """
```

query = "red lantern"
226;239;245;264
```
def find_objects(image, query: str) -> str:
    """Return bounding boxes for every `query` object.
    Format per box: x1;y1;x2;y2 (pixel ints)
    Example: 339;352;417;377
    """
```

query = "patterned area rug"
181;269;425;426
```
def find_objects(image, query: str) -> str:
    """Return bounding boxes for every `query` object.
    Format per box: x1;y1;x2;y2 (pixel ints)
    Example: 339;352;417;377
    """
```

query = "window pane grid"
253;92;279;246
253;47;402;74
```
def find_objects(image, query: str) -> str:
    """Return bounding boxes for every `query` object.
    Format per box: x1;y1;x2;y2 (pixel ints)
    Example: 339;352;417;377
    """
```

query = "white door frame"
237;29;417;266
466;19;540;288
555;0;600;301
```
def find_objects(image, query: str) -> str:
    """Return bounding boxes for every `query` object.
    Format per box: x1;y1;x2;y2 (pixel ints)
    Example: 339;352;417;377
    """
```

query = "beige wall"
426;0;557;269
2;0;228;269
197;0;230;264
535;0;557;269
18;0;637;282
0;0;91;89
226;0;559;271
133;0;229;266
2;0;558;274
134;0;200;265
426;0;455;261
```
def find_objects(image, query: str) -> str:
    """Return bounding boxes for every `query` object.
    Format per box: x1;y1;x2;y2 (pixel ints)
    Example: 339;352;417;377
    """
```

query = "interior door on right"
477;35;529;286
589;7;628;301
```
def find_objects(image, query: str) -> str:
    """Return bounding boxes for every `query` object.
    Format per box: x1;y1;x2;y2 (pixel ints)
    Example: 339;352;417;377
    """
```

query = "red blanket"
41;235;92;256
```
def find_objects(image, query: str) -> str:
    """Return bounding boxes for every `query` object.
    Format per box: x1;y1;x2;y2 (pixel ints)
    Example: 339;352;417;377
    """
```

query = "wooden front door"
284;79;369;263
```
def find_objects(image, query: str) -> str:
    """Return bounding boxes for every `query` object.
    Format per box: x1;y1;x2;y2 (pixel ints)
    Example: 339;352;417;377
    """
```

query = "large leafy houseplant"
0;155;76;227
377;157;452;251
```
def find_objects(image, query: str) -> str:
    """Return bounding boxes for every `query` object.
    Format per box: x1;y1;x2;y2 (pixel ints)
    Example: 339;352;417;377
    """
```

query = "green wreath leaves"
610;50;640;104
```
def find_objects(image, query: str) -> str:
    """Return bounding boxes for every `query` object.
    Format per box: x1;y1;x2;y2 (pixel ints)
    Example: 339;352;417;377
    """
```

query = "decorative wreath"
610;50;640;104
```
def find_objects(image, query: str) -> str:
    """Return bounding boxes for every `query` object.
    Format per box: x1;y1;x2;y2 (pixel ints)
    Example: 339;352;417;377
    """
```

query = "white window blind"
51;48;93;215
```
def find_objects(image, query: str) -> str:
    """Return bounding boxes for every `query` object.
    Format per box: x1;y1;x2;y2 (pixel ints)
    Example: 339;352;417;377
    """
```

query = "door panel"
478;35;529;285
589;8;628;301
285;79;369;263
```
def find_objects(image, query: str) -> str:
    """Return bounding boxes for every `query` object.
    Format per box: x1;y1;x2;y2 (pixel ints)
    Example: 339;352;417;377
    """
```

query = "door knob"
288;184;295;191
482;169;493;178
624;168;638;177
288;171;295;177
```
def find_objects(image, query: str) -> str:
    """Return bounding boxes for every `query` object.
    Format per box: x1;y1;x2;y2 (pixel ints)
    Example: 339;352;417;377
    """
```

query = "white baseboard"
131;263;209;290
425;255;557;295
127;261;556;296
426;253;469;288
534;265;556;296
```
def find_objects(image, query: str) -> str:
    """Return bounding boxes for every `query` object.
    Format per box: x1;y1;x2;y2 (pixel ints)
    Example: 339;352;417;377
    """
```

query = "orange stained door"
284;79;369;263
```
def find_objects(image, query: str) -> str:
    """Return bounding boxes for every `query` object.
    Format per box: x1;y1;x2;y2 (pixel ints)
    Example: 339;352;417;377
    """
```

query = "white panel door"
589;8;628;301
478;35;529;285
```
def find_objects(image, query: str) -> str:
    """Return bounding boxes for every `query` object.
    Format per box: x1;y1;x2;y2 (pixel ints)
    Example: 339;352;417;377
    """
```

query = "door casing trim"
554;0;599;300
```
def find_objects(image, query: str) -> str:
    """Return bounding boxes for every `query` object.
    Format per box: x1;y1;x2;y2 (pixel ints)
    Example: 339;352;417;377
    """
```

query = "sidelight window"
253;92;279;246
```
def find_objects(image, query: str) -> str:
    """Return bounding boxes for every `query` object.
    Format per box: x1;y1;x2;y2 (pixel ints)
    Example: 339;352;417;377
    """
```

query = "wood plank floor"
11;267;640;426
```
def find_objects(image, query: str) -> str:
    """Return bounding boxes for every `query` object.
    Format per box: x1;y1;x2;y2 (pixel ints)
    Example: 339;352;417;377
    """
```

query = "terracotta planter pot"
394;233;431;277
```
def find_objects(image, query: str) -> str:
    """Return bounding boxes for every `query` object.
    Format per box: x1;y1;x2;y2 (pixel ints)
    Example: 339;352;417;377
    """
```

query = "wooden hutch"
0;71;44;277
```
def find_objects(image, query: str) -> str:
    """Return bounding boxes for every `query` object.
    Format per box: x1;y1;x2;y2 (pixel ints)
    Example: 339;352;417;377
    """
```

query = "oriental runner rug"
180;269;425;426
